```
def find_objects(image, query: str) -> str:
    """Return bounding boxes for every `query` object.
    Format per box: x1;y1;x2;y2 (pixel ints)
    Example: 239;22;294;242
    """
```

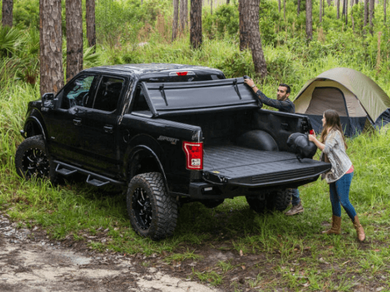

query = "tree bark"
327;0;332;5
86;0;96;49
364;0;368;27
345;0;348;25
369;0;374;34
320;0;323;23
172;0;179;41
337;0;340;19
239;0;250;50
180;0;188;33
297;0;301;16
40;0;64;95
248;0;267;78
66;0;83;82
278;0;281;13
306;0;313;42
227;0;230;3
2;0;13;27
283;0;286;21
190;0;202;49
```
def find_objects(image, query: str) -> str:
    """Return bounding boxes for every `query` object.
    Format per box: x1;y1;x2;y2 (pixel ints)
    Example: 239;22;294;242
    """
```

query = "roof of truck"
83;63;224;77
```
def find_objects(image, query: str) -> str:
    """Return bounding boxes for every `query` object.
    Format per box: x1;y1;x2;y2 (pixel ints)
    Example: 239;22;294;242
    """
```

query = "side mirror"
42;92;55;102
41;92;55;112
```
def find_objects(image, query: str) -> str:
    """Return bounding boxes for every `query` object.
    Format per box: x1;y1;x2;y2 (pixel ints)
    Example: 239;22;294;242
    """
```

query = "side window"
93;77;124;112
132;86;151;113
61;75;95;109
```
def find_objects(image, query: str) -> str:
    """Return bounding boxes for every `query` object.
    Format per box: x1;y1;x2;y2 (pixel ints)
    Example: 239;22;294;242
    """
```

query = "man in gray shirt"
244;78;304;215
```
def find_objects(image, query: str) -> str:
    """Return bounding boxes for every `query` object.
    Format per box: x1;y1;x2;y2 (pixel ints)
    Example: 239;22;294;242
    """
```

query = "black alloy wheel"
126;172;178;240
132;187;153;230
15;135;56;181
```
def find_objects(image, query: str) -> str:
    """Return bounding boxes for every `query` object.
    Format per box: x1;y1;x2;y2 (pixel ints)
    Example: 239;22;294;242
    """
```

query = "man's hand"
244;78;255;88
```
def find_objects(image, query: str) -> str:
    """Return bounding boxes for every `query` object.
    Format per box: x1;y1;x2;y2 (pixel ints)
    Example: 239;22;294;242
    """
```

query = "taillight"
177;71;188;76
183;141;203;170
309;129;315;135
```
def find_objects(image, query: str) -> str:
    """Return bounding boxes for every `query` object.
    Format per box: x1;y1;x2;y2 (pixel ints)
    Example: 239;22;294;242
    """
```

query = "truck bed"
203;145;330;187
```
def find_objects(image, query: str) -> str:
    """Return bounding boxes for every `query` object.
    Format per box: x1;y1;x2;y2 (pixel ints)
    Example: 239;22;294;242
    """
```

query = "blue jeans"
329;172;357;221
291;188;300;206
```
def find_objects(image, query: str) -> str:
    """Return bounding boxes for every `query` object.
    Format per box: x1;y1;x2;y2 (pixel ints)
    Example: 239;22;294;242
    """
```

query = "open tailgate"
202;146;331;187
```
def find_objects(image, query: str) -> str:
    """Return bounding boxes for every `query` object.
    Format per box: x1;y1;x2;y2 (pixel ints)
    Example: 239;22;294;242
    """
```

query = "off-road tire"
246;193;267;214
126;172;178;240
267;189;292;211
15;135;56;182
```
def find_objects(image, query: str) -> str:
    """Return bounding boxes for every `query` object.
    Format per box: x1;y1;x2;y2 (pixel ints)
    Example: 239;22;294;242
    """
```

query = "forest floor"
0;211;219;292
0;208;387;292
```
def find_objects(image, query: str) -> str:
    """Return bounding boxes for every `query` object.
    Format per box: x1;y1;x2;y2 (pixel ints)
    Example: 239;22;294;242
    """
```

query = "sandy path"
0;213;219;292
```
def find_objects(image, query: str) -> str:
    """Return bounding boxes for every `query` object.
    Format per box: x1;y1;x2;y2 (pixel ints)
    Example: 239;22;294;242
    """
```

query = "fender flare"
23;116;47;141
125;145;169;192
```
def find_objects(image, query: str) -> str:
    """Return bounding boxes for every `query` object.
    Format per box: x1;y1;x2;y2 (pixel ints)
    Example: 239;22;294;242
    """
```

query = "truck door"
45;74;98;164
75;75;126;176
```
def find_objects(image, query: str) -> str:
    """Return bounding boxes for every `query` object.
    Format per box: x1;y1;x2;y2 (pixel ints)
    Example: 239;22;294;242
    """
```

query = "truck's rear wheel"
15;135;56;182
246;193;267;214
267;189;292;211
126;172;178;240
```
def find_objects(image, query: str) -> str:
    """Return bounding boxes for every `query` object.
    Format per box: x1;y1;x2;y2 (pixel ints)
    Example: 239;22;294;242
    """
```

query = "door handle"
104;125;114;134
73;118;82;126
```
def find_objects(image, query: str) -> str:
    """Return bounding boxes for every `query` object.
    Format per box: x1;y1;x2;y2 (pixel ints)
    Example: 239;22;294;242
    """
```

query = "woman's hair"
320;109;347;148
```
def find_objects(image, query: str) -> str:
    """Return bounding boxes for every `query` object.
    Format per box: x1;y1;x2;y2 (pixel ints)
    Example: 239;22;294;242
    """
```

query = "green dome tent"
293;68;390;136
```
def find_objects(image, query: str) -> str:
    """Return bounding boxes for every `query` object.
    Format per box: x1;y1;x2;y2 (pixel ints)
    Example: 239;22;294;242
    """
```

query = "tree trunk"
283;0;286;21
320;0;323;23
180;0;188;32
40;0;64;95
306;0;313;42
248;0;267;78
210;0;213;14
172;0;179;41
297;0;301;16
227;0;230;3
327;0;332;6
345;0;348;25
337;0;340;19
190;0;202;49
364;0;368;27
278;0;281;13
239;0;250;50
2;0;13;27
86;0;96;49
369;0;374;34
66;0;83;82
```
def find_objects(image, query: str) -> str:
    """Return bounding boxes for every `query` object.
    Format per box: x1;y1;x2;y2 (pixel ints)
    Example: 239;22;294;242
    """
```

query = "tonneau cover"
203;146;331;187
142;77;258;115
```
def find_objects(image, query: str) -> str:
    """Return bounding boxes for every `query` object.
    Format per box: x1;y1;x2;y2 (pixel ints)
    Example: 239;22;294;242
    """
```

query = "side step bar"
54;160;124;186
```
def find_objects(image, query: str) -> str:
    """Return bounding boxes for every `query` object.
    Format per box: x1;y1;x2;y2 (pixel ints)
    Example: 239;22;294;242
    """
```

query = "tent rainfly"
293;68;390;136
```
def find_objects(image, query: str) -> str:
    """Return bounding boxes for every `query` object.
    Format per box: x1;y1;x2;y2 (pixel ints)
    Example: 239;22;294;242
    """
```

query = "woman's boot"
353;215;365;242
322;215;341;235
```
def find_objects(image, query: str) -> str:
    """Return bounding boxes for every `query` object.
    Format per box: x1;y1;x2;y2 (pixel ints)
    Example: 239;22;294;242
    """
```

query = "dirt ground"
0;212;220;292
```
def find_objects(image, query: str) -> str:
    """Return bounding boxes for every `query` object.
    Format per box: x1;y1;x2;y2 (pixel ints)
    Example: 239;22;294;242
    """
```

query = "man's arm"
255;90;294;112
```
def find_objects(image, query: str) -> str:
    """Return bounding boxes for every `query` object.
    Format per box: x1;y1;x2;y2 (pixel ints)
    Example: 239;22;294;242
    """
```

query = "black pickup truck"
16;63;331;240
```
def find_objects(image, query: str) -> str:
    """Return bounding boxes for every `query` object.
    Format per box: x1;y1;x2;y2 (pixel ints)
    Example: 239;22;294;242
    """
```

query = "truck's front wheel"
15;135;56;182
126;172;178;240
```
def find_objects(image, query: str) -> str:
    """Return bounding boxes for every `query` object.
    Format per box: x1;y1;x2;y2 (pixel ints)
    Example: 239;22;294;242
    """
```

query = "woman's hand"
309;134;325;151
308;134;316;142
